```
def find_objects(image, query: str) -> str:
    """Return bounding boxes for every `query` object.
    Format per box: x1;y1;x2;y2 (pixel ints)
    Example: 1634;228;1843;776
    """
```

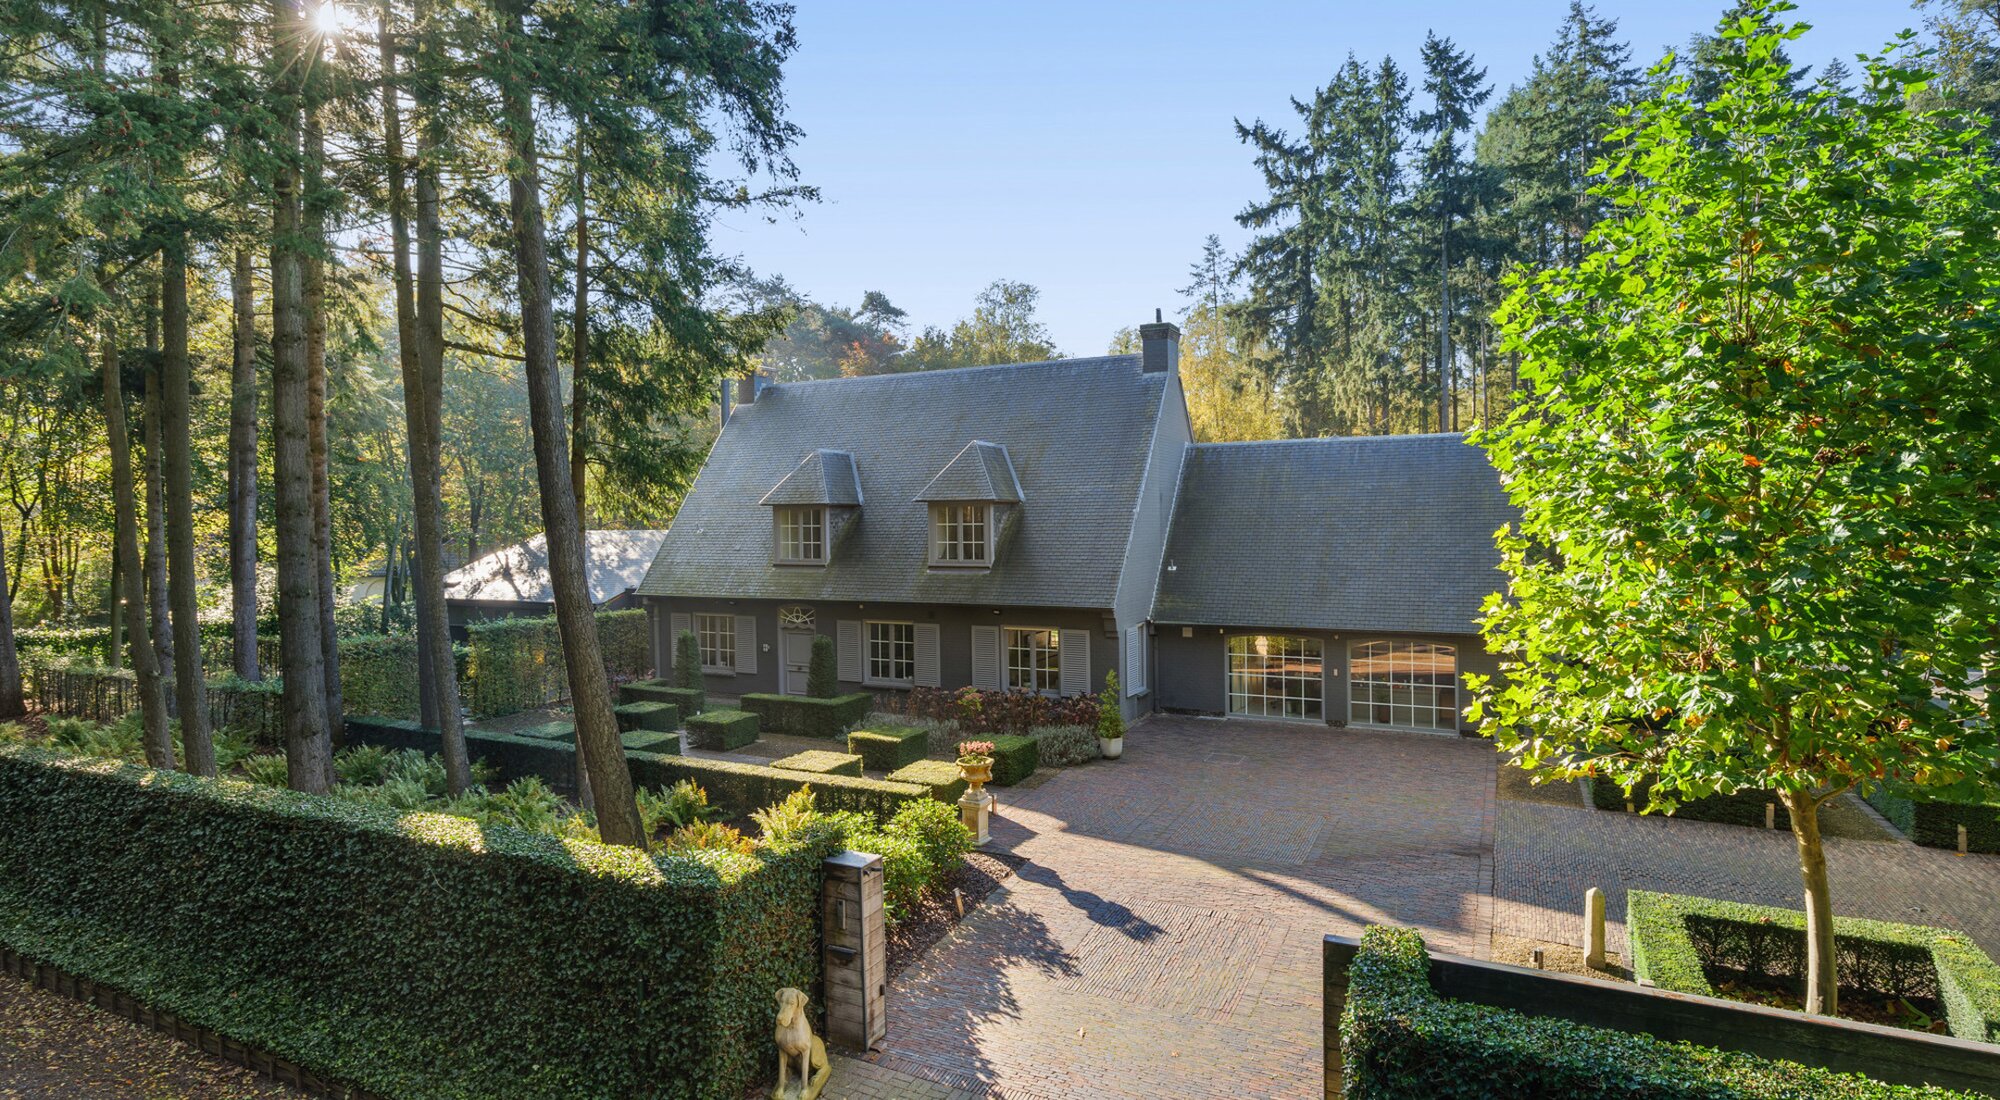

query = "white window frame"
929;502;990;567
865;620;916;687
774;505;826;565
1225;634;1325;722
1347;640;1459;732
1004;626;1061;695
694;613;736;673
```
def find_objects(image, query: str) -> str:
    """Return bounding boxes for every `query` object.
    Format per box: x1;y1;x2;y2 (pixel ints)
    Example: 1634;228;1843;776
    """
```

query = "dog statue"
773;987;830;1100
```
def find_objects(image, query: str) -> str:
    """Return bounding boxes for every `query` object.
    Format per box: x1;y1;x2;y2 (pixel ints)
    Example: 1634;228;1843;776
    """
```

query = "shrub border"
1627;890;2000;1043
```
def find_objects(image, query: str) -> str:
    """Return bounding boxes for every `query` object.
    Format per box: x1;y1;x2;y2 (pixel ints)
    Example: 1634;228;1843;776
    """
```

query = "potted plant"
1096;671;1125;760
956;740;995;788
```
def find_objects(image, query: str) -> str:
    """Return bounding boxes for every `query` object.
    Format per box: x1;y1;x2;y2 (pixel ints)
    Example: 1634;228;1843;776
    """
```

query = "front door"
782;630;816;695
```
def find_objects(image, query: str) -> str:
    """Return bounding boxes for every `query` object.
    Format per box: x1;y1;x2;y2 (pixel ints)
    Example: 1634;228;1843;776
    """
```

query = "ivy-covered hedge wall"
1626;890;2000;1043
466;609;651;719
1339;925;1989;1099
0;744;840;1100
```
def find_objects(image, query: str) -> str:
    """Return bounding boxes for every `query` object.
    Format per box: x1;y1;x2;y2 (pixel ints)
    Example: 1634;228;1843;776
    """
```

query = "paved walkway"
858;716;1497;1100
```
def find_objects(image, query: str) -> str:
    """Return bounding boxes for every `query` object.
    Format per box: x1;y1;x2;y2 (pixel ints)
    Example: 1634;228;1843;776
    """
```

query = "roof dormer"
759;449;862;566
915;441;1023;571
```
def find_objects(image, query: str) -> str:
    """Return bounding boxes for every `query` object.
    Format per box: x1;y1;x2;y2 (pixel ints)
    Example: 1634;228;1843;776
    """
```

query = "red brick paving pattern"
864;716;1498;1100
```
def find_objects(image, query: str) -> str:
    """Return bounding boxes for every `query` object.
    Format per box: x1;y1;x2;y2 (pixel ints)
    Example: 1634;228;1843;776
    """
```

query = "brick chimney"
1139;309;1179;375
736;369;772;405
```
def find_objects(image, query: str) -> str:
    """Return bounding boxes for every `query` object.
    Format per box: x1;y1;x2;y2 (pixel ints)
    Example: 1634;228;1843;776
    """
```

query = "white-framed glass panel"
1226;635;1324;720
866;621;916;685
1348;641;1459;731
930;503;989;565
776;506;825;563
1004;627;1060;694
694;613;736;672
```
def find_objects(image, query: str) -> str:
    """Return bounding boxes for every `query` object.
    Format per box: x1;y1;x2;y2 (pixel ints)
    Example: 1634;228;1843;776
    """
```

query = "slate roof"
759;449;863;507
914;440;1023;503
637;356;1168;608
445;529;669;607
1150;434;1514;635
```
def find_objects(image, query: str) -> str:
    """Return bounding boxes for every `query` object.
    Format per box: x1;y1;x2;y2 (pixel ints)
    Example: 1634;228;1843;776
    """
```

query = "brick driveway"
854;715;1497;1100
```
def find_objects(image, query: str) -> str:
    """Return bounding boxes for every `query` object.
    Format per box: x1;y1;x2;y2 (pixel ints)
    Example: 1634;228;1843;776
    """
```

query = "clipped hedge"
1626;891;2000;1043
1340;925;1988;1099
621;680;705;716
887;759;966;805
772;750;864;779
739;693;872;738
0;744;839;1100
847;725;928;772
686;710;759;751
620;730;680;755
347;718;580;793
615;702;681;734
988;734;1039;786
1862;787;2000;854
466;609;651;719
1588;776;1792;830
337;635;422;720
626;752;927;822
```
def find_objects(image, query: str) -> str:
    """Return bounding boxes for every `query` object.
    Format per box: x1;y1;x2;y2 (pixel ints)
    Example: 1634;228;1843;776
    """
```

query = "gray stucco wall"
646;596;1121;707
1151;625;1501;735
1111;371;1192;719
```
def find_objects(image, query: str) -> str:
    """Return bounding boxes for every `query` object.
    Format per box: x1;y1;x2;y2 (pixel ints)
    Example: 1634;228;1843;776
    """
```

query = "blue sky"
712;1;1928;356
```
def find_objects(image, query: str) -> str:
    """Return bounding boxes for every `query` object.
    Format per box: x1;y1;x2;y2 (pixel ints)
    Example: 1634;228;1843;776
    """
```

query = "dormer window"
930;503;990;566
776;506;826;564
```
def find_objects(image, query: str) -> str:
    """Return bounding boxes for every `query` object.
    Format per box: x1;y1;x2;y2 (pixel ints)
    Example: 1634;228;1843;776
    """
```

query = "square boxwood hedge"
0;744;840;1100
1862;786;2000;854
846;725;928;772
988;734;1039;786
771;750;865;779
739;692;871;739
686;710;759;751
1340;925;1989;1099
626;751;927;821
615;701;681;734
620;730;681;755
887;759;966;805
1626;891;2000;1043
621;680;704;716
514;721;577;743
1588;776;1792;830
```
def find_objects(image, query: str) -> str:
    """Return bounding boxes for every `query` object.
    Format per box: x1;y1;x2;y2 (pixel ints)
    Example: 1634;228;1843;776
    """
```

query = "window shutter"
669;613;691;666
970;626;1001;691
914;624;940;687
837;620;863;682
1125;626;1146;696
734;614;757;674
1059;628;1090;697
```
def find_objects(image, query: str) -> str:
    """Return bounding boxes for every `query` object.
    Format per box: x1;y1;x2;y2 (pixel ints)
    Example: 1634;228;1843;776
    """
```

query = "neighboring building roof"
638;356;1169;608
914;440;1023;503
759;449;863;507
1151;434;1514;635
445;529;670;607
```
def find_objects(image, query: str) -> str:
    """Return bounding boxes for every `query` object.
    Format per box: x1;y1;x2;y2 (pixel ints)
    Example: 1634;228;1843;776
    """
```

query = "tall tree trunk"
303;112;344;733
406;0;469;785
101;328;173;767
569;145;588;521
105;538;122;670
162;240;215;774
498;5;642;846
270;0;334;793
142;289;175;714
0;529;20;719
1782;788;1839;1016
229;248;261;679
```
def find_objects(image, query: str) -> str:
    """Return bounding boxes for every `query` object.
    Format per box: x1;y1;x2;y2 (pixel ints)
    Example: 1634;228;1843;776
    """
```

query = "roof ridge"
758;354;1145;391
1188;432;1470;451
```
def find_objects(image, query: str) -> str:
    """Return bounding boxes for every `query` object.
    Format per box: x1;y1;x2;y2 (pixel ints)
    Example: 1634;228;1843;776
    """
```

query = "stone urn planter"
956;742;995;845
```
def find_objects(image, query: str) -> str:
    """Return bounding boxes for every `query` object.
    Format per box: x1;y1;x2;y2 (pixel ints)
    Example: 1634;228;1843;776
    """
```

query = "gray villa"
636;320;1514;733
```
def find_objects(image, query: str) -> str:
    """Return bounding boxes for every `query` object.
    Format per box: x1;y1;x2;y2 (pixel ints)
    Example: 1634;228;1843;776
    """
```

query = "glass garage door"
1348;641;1459;731
1226;635;1325;720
